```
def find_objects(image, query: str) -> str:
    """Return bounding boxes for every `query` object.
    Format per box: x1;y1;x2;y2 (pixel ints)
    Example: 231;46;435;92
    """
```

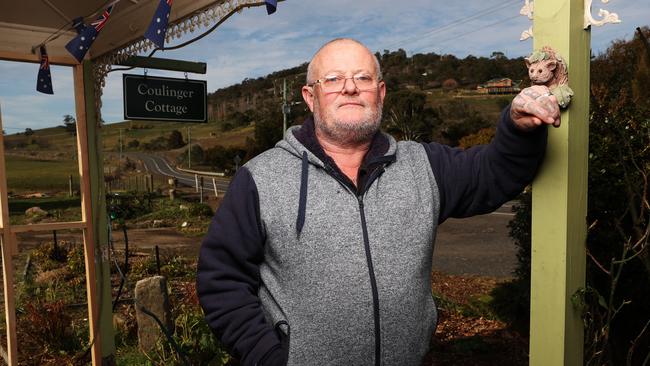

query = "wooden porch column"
73;60;116;365
529;0;590;365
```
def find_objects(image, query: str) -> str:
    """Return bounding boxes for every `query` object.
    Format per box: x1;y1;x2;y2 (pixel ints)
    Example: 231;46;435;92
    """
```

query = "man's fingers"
511;86;562;129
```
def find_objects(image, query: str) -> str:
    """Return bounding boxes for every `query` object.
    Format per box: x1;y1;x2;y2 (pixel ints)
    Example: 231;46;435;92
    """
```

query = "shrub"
489;191;531;333
127;139;140;148
22;300;82;353
204;146;247;172
458;127;496;149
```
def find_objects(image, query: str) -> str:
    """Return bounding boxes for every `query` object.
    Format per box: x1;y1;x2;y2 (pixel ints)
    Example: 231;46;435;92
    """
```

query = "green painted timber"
82;60;116;361
530;0;590;365
117;55;207;74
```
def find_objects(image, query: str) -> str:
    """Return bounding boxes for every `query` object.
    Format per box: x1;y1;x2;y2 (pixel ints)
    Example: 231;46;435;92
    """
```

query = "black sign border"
123;74;208;123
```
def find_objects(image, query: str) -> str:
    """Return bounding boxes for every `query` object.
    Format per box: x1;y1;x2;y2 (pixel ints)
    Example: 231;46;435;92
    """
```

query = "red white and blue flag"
65;5;114;62
36;46;53;94
145;0;173;48
265;0;277;14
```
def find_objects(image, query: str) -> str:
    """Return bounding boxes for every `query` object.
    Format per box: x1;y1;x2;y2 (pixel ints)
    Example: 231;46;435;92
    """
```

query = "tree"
24;128;34;136
167;130;186;149
250;100;283;157
382;90;439;142
127;139;140;148
490;51;506;60
62;114;76;135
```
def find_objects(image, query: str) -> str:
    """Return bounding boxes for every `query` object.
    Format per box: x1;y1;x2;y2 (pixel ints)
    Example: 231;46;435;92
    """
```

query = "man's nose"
341;77;359;95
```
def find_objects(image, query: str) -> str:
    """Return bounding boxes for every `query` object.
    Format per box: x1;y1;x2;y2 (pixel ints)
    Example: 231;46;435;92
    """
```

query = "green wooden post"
530;0;590;365
81;60;116;363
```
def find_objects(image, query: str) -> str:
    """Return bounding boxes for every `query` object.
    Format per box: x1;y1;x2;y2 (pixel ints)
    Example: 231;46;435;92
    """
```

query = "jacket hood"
274;116;398;236
276;116;398;169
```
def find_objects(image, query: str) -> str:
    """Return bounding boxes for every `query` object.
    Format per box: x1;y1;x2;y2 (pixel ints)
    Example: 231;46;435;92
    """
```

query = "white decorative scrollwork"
520;0;534;19
584;0;622;29
92;0;264;122
520;26;534;41
519;0;534;41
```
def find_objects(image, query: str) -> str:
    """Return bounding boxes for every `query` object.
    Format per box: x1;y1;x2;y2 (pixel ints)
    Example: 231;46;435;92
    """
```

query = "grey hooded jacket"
197;106;547;366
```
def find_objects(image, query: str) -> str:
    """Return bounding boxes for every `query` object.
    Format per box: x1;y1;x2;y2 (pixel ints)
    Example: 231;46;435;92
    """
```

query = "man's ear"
302;85;315;112
379;81;386;104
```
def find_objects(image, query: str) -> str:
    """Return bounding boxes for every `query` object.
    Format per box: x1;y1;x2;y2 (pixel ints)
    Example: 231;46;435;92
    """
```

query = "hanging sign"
123;74;207;123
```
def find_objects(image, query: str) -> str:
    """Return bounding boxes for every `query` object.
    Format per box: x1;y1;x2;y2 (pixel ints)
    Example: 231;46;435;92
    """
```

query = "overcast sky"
0;0;647;131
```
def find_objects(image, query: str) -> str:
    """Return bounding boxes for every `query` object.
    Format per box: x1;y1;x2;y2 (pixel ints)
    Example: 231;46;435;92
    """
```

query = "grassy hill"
3;49;524;194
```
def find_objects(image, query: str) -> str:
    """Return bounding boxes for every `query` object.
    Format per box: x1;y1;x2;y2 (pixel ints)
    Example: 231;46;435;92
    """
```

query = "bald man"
197;38;559;366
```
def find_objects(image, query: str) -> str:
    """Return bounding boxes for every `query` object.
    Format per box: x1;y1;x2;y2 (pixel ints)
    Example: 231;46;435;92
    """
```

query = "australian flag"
265;0;277;14
65;5;114;62
36;46;53;94
145;0;173;48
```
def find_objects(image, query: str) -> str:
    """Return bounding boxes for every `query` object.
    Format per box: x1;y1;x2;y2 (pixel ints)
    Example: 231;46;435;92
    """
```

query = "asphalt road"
126;152;231;192
432;202;518;278
121;155;521;278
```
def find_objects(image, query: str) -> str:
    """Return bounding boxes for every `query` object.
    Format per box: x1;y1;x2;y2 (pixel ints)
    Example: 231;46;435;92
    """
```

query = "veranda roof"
0;0;267;64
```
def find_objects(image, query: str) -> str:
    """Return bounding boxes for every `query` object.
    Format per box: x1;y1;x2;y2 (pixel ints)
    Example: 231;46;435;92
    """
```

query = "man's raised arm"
424;85;559;223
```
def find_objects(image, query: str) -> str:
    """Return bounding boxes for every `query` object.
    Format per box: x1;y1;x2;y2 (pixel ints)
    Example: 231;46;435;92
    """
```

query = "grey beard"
314;102;383;146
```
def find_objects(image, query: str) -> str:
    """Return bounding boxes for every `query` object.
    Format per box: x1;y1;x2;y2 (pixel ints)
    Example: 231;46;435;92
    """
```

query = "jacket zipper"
325;164;384;366
357;195;381;366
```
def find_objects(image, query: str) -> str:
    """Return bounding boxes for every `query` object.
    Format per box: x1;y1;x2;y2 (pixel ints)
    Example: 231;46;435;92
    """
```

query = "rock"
181;221;189;228
25;206;47;217
135;276;172;353
179;204;188;211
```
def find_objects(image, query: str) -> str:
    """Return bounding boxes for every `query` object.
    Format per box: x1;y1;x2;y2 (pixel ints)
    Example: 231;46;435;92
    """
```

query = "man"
197;38;559;366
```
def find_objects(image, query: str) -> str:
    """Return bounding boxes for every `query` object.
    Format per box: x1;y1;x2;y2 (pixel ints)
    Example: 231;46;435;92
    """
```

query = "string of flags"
145;0;174;48
65;5;114;63
36;0;279;94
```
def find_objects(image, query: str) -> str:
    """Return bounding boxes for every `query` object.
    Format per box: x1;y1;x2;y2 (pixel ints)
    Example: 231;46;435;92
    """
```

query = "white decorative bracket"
519;0;534;41
584;0;622;29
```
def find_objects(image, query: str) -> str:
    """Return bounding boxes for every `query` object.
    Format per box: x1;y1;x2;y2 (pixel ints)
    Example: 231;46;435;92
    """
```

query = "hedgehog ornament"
525;46;574;108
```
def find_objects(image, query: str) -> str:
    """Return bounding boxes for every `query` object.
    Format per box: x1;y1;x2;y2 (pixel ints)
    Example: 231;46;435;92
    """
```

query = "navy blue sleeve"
424;105;547;223
197;167;284;366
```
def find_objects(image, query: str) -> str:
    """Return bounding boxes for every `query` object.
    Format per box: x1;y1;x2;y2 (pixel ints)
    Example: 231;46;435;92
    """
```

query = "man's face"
302;41;386;145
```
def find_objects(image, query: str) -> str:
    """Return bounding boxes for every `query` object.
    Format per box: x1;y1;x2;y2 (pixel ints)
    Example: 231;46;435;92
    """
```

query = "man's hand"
510;85;561;131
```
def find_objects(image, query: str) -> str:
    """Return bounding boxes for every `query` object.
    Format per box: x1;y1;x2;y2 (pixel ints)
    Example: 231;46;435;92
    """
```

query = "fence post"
199;176;204;203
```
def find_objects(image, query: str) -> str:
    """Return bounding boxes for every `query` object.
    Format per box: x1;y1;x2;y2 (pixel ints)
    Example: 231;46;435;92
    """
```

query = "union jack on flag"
144;0;173;48
36;46;53;94
65;5;114;62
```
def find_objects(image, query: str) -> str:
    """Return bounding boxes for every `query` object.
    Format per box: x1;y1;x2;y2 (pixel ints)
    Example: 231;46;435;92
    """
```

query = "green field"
5;155;79;192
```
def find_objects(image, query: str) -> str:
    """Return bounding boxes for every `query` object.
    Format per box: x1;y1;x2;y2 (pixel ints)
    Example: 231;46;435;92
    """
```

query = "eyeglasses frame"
307;74;383;94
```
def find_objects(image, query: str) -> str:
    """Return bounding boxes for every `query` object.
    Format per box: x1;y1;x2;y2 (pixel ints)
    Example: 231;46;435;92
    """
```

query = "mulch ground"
423;271;529;366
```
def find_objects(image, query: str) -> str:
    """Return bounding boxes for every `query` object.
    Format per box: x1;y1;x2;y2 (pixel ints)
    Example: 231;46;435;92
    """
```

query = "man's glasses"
308;74;380;94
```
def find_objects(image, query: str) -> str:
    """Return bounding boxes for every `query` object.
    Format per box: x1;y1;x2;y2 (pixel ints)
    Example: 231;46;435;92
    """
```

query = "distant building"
476;78;522;94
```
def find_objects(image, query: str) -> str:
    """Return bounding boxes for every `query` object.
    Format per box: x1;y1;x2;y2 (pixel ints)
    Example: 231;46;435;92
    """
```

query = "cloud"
0;62;76;129
1;0;648;127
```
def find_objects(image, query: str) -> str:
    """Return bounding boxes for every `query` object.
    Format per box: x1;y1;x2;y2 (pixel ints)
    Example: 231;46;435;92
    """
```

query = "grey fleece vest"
244;127;441;365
